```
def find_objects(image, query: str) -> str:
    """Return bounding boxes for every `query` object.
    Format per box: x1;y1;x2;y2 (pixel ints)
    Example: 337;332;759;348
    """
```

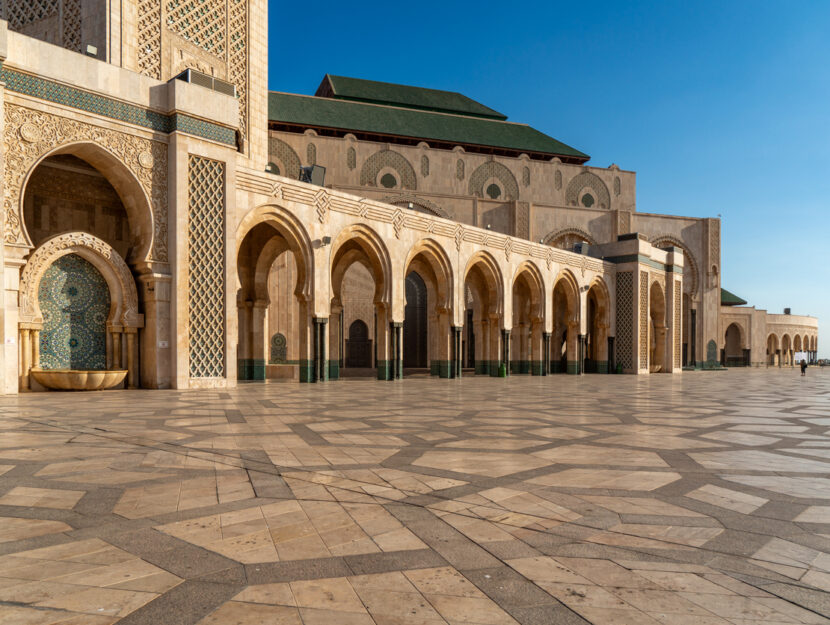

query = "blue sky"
269;1;830;356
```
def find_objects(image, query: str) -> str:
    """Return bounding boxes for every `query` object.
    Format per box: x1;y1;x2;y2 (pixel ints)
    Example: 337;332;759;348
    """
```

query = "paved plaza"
0;369;829;624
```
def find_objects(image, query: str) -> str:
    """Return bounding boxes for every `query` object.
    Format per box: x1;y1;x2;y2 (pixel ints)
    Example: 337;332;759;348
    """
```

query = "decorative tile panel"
0;68;237;147
188;156;226;378
137;0;162;79
166;0;226;56
39;254;109;370
616;272;633;370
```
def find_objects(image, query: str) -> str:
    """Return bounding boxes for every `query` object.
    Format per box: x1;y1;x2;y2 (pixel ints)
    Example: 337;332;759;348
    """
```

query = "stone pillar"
313;318;328;382
437;311;452;378
654;326;667;373
126;329;137;388
112;330;123;370
475;318;488;375
32;330;40;370
137;273;171;388
429;312;439;376
542;331;551;376
595;324;609;373
329;304;342;380
297;300;314;383
20;329;30;391
452;326;463;378
392;322;403;380
489;317;501;377
567;322;579;374
578;334;587;375
502;329;511;377
375;305;392;380
530;321;544;375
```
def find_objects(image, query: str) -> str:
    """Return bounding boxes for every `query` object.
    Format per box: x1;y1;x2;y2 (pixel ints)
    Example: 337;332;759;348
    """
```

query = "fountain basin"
30;368;127;391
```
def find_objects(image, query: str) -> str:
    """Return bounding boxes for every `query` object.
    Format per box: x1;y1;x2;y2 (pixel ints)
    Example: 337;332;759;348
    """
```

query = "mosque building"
0;1;817;392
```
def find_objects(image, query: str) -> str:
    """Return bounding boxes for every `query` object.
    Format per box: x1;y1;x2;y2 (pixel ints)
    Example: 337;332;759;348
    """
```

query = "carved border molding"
237;170;615;275
3;105;169;262
19;232;142;328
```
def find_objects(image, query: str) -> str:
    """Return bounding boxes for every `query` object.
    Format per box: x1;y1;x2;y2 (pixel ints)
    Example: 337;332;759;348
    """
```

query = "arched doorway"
405;240;454;377
511;263;545;375
649;281;667;373
552;272;579;374
767;334;779;366
403;272;428;369
18;147;152;391
781;334;792;366
236;206;313;382
585;279;611;373
724;323;746;367
346;320;372;368
464;253;503;376
330;226;393;380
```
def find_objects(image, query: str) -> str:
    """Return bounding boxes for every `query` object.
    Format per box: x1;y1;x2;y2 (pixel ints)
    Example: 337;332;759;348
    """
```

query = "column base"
237;359;265;381
298;360;314;383
376;360;393;381
328;361;340;380
566;361;579;375
530;361;544;376
437;361;453;378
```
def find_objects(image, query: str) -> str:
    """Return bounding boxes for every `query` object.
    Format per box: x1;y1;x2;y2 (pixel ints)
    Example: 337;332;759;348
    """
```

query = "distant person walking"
801;360;808;376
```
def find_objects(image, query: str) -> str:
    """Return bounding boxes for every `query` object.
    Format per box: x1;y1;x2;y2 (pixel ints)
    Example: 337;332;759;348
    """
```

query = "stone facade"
0;4;811;394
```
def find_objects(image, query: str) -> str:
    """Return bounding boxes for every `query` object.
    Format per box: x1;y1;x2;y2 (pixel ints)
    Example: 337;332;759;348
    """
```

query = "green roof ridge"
269;92;589;161
721;288;748;306
319;75;508;121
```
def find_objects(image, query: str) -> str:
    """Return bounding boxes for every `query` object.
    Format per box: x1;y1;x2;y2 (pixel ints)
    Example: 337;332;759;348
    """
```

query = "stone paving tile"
0;369;830;623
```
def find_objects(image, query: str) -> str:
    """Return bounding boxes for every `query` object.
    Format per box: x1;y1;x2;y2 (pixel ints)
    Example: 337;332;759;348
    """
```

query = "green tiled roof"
721;288;748;306
268;92;589;161
318;74;507;120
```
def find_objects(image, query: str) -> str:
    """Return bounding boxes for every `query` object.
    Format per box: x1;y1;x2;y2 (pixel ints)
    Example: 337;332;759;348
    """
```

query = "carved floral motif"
3;105;168;262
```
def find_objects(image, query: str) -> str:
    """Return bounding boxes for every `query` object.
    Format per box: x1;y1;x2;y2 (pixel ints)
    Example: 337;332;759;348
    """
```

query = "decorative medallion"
138;150;155;169
19;123;41;143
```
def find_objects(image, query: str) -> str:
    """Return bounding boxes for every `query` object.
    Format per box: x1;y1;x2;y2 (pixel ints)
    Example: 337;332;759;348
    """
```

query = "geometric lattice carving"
347;147;356;170
639;271;649;369
166;0;226;55
227;0;249;143
137;0;162;79
1;0;58;30
515;202;530;240
62;0;81;51
421;155;429;177
468;161;519;201
270;333;287;363
616;272;633;370
268;137;301;179
307;142;317;165
522;166;530;187
674;279;682;369
710;219;720;268
566;171;610;209
188;156;226;378
614;175;621;196
360;150;417;190
555;169;562;190
456;159;465;180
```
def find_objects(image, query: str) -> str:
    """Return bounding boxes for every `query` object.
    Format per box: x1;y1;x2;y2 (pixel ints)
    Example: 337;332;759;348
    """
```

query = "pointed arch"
330;223;393;305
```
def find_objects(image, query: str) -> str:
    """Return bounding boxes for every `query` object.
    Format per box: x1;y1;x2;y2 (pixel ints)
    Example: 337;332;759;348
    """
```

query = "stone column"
502;329;511;377
32;330;40;370
474;318;488;375
329;304;342;380
428;312;439;376
314;317;328;382
489;316;501;377
137;272;171;389
567;322;579;374
654;326;667;373
595;323;609;373
297;300;314;383
20;329;30;392
375;304;392;380
530;321;544;375
126;329;137;388
112;330;123;370
437;311;452;378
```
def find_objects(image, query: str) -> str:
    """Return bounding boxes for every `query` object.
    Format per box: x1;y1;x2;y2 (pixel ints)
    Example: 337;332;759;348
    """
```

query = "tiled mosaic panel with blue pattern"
39;254;109;370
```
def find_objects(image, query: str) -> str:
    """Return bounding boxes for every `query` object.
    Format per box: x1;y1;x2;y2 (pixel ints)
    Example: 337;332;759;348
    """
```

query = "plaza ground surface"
0;370;829;624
